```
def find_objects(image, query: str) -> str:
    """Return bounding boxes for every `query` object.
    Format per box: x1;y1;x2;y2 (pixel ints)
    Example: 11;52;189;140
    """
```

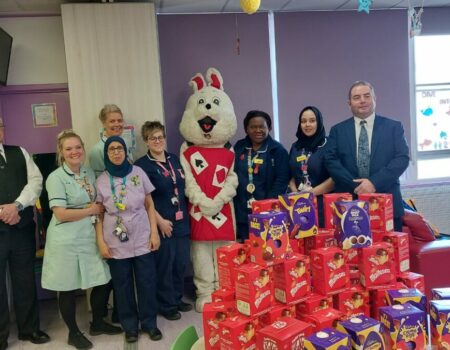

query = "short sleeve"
95;175;106;203
46;170;67;208
136;166;154;195
88;144;105;178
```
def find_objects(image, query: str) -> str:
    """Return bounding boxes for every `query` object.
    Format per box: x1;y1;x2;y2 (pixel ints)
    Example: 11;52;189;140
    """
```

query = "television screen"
0;27;13;86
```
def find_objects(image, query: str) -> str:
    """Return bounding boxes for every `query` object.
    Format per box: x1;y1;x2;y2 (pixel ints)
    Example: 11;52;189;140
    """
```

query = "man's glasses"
108;146;125;154
148;136;165;142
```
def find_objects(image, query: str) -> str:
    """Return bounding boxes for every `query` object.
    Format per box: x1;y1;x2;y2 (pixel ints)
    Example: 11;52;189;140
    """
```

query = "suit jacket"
325;115;410;219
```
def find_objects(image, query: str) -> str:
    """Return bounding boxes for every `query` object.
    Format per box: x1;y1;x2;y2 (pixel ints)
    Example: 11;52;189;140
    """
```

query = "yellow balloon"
240;0;260;14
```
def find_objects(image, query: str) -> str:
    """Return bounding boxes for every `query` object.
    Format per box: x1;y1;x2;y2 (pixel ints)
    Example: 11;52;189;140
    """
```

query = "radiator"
401;182;450;234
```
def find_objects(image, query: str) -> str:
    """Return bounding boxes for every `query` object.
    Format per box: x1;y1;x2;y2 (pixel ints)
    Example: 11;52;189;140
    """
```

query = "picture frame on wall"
32;103;58;128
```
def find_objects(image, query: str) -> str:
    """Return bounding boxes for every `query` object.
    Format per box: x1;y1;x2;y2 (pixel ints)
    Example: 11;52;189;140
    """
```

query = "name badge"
254;158;263;164
175;210;184;221
296;155;307;162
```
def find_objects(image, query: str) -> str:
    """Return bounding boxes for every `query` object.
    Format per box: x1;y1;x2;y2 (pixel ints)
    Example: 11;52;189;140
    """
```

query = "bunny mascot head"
180;68;237;146
179;68;238;312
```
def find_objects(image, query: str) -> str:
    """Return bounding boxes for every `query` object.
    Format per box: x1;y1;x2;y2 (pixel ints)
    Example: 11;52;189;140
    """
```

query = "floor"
6;295;204;350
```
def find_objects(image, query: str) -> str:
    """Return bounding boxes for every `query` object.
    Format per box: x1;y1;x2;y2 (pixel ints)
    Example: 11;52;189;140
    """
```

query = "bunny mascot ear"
189;73;206;92
206;67;224;91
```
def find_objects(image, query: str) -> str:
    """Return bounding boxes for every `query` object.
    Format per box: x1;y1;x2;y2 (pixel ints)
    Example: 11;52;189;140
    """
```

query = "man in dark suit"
0;117;50;350
325;81;410;232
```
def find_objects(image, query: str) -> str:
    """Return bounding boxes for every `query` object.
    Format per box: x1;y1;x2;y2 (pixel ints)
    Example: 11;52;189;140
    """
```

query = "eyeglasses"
148;136;165;142
108;146;125;154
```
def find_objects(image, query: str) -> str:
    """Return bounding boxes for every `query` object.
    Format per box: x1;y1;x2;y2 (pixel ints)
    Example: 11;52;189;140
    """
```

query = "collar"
0;144;4;154
146;151;170;162
62;162;87;178
354;112;375;128
244;136;270;154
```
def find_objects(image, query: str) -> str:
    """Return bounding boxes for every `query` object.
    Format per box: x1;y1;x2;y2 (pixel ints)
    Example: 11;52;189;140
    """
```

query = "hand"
198;198;222;216
149;232;160;251
0;204;21;225
89;202;105;216
158;219;173;238
97;240;112;259
353;178;376;195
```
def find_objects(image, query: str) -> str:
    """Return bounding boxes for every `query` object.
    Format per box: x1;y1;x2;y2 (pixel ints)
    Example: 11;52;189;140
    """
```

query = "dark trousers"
155;235;189;313
0;223;39;343
394;217;403;232
108;252;157;332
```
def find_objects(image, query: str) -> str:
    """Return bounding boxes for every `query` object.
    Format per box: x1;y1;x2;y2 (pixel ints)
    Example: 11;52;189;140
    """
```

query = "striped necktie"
357;120;370;178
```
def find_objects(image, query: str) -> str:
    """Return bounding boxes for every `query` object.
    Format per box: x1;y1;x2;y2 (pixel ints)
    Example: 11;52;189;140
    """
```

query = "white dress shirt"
0;144;43;208
354;112;375;155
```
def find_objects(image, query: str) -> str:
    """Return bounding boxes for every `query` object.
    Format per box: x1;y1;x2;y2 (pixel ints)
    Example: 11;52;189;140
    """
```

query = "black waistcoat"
0;145;34;230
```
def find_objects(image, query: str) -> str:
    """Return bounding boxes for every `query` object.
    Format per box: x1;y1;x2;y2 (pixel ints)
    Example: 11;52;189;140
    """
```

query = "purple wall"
275;10;411;149
0;84;72;154
421;7;450;35
157;13;273;153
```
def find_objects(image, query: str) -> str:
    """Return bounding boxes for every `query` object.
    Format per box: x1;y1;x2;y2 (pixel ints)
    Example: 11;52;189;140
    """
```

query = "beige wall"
61;3;164;160
0;16;67;85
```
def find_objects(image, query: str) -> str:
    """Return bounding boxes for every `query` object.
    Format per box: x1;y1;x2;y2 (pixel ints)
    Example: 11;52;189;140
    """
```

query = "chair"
170;325;199;350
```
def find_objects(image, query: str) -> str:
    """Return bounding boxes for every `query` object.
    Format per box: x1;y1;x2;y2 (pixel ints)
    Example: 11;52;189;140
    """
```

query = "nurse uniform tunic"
42;163;111;291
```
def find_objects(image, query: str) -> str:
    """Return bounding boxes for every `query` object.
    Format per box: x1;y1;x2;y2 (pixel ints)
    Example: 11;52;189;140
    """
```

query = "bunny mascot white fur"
179;68;238;312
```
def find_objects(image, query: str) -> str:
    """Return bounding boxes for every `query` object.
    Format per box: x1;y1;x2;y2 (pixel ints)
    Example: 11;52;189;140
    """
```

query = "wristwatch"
14;201;24;211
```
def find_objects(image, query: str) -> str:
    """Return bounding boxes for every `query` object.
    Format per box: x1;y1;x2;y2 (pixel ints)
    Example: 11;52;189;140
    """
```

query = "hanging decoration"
240;0;260;15
235;15;241;55
357;0;372;14
408;0;425;37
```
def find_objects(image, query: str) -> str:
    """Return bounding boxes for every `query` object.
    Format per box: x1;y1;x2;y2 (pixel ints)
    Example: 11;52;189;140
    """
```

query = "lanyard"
109;174;127;210
75;176;95;202
297;149;312;188
246;148;261;195
155;158;180;198
152;156;181;211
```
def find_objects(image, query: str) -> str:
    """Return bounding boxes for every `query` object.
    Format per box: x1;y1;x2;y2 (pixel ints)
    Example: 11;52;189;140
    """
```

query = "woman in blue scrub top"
234;110;290;241
288;106;334;227
134;121;191;322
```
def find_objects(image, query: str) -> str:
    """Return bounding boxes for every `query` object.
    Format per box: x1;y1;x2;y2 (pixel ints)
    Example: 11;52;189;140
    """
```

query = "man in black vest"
0;117;50;350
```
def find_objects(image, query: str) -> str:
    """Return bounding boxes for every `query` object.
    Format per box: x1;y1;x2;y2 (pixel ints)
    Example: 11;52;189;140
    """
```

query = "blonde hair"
98;104;123;123
56;129;84;166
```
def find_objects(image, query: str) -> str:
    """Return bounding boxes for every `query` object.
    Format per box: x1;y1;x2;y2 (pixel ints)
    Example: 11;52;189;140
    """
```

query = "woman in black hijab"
288;106;334;227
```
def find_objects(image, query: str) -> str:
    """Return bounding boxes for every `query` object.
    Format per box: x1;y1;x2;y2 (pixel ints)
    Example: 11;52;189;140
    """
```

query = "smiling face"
246;116;270;147
145;130;166;156
107;141;126;165
61;136;84;172
103;112;124;137
300;109;318;137
349;84;376;119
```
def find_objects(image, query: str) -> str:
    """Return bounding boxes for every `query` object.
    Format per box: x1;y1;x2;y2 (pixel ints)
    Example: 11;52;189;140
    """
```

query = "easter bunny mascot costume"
179;68;238;312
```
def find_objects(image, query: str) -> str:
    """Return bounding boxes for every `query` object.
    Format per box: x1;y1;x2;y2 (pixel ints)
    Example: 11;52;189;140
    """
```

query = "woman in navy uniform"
288;106;334;227
134;121;191;321
234;110;290;241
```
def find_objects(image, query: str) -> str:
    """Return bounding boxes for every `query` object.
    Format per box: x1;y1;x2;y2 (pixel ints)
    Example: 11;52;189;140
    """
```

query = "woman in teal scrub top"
42;130;121;350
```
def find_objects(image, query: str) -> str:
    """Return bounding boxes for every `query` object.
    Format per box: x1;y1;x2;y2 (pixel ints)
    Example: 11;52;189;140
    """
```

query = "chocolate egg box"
332;200;372;250
278;191;318;239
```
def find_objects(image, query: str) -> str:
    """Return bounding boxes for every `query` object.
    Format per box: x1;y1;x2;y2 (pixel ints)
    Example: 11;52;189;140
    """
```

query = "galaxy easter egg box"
332;200;372;250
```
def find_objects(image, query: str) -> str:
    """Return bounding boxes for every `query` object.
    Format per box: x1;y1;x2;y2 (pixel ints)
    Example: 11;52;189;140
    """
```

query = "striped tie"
357;120;370;178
